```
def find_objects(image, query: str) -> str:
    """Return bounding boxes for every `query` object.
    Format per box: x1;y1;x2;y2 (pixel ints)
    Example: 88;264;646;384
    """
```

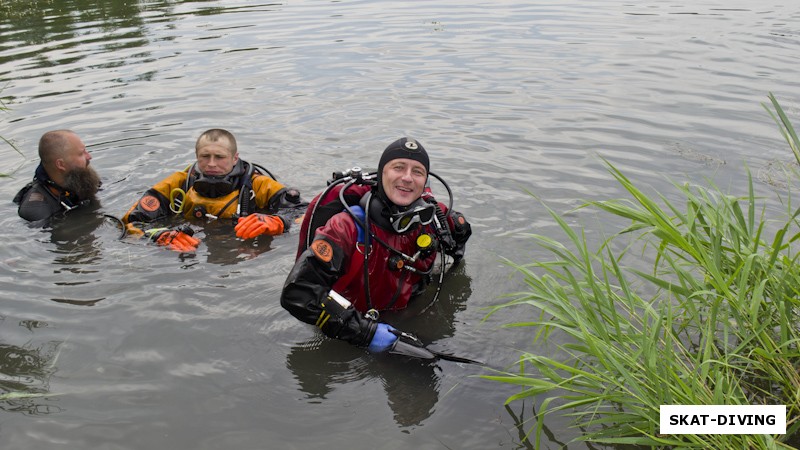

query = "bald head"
39;130;77;165
38;130;91;185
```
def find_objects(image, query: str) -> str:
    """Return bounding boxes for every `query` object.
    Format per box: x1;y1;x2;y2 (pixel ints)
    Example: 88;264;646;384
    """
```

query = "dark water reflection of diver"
286;266;472;427
190;219;284;266
37;202;119;306
46;200;106;266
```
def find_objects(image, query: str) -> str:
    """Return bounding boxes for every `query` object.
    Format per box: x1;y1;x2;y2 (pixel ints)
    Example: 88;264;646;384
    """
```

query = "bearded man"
14;129;101;223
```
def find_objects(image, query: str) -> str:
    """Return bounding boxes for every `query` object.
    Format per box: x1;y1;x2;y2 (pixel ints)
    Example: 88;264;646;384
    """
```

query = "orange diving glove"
145;226;201;252
235;214;286;239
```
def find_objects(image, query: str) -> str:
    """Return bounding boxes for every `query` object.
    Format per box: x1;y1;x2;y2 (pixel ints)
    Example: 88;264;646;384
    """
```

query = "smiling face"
380;158;427;207
195;136;238;176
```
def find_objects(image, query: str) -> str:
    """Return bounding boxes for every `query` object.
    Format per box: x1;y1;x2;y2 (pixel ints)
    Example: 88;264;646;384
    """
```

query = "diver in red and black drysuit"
281;137;471;352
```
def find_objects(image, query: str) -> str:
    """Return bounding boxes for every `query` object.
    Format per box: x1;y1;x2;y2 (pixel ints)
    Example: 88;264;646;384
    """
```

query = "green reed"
1;85;24;177
485;94;800;448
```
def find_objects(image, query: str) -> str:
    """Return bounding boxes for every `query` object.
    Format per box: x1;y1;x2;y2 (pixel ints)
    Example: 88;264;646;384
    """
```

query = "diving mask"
389;198;436;234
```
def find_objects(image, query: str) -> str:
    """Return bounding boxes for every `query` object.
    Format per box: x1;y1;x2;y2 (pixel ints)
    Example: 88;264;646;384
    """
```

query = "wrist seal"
316;290;353;337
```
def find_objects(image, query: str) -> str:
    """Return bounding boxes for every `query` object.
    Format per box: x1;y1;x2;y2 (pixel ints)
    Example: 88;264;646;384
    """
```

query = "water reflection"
0;326;62;416
286;337;443;427
0;0;281;86
504;403;569;450
0;0;151;72
195;220;280;265
47;202;106;267
286;266;472;427
32;201;111;305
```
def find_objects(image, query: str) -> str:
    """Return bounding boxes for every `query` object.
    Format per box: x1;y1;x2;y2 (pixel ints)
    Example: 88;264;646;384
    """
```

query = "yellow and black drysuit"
122;159;304;231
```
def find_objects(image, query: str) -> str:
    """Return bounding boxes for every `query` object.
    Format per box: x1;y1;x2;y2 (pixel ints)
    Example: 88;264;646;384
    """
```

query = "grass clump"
485;93;800;449
0;85;24;177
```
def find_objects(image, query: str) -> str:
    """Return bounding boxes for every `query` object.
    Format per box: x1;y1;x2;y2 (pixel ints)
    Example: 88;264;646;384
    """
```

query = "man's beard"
62;165;101;201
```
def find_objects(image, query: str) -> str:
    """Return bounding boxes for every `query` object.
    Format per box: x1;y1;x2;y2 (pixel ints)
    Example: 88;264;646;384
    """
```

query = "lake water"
1;1;799;448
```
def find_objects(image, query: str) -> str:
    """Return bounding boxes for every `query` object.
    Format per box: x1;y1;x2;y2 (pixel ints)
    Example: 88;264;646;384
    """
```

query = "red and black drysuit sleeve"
280;220;377;347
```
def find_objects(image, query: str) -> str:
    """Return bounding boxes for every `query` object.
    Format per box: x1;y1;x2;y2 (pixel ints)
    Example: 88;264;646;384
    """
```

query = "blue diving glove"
367;323;398;353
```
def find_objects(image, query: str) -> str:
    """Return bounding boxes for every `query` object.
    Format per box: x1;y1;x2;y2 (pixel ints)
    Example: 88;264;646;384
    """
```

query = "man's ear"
54;158;67;172
233;152;240;164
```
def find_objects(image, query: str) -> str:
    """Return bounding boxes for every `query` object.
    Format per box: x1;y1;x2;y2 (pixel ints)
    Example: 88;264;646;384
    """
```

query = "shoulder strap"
331;206;369;294
348;205;366;244
236;161;257;216
183;162;198;192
